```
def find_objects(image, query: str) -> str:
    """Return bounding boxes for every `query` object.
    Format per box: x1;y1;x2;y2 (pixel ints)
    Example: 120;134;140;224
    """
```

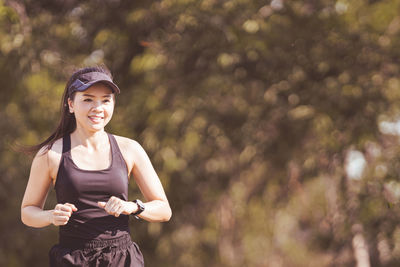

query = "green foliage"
3;0;400;266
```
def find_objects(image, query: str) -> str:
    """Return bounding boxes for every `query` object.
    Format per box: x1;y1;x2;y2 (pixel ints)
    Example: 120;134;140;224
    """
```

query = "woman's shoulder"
50;138;63;154
31;138;63;177
112;134;141;149
114;135;146;155
111;135;145;172
34;138;62;158
112;134;148;160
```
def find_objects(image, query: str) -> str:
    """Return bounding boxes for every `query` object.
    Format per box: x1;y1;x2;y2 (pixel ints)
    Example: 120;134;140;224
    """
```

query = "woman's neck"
71;128;109;150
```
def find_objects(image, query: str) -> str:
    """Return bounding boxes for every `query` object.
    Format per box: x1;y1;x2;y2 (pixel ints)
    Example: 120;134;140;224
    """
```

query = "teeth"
89;116;103;122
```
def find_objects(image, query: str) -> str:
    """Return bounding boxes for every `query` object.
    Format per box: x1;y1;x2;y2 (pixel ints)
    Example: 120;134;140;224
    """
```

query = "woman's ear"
67;98;74;113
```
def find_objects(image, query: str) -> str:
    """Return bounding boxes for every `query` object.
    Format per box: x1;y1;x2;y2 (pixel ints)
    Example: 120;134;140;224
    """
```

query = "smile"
88;116;104;123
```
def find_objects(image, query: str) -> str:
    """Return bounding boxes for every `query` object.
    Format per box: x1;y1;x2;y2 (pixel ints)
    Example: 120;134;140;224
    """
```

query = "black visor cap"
68;71;120;95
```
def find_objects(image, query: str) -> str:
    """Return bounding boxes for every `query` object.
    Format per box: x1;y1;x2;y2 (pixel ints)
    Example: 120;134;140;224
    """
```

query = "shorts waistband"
59;233;132;249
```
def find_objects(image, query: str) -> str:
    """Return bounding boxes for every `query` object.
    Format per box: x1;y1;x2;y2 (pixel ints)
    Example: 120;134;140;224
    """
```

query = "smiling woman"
20;66;172;267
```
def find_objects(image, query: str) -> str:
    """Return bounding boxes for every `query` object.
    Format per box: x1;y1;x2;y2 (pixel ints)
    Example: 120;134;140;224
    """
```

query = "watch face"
132;199;145;219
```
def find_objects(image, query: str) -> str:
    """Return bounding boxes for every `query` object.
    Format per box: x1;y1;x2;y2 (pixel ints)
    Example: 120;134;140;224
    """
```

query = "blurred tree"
2;0;400;266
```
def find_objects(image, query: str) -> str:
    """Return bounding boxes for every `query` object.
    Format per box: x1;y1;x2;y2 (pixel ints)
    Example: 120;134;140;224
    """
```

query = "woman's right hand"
49;203;77;226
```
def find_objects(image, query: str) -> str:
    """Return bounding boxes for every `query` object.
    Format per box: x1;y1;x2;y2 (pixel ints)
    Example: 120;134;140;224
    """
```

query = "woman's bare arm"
130;140;172;222
99;137;172;222
21;147;77;228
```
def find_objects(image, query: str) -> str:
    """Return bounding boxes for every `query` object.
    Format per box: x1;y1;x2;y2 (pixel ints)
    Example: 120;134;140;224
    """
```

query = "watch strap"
132;199;145;219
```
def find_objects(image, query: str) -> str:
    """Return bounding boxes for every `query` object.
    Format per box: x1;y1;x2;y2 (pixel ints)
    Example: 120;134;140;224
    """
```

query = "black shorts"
49;234;144;267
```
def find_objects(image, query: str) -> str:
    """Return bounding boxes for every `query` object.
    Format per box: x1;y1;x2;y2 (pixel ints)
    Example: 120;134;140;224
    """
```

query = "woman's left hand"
98;196;137;217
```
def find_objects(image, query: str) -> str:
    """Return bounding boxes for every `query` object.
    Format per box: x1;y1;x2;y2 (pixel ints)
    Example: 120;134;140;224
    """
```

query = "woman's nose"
91;101;103;110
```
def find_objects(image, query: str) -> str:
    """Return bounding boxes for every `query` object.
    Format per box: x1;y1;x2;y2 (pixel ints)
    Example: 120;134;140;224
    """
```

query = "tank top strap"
107;133;128;173
62;134;71;154
107;133;122;156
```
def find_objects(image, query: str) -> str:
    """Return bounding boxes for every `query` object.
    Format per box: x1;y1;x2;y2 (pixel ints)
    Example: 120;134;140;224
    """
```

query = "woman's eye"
84;99;92;102
103;99;111;103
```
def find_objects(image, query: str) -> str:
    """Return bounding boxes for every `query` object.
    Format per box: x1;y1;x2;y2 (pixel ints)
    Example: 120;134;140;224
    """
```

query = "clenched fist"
98;196;137;217
50;203;77;226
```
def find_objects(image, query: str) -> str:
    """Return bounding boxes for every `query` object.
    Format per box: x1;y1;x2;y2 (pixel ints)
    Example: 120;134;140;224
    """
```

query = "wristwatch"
132;199;145;219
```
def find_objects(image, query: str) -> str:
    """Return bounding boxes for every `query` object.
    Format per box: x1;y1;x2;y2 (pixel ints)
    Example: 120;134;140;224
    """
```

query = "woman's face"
68;83;115;133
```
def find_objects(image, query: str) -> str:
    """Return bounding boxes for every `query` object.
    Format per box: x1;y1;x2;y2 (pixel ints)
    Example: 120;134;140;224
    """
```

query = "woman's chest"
70;147;111;171
56;158;129;201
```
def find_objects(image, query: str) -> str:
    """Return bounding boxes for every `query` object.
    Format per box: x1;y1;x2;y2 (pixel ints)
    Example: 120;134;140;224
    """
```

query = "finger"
58;205;73;213
113;208;120;217
109;200;121;212
53;210;72;217
98;201;106;208
57;216;70;222
56;217;70;225
53;215;70;226
105;199;119;213
65;203;78;211
55;203;73;212
113;202;125;216
55;204;66;211
104;198;112;210
115;205;125;217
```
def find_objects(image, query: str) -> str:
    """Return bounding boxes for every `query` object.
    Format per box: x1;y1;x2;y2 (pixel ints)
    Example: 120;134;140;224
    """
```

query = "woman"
21;66;172;267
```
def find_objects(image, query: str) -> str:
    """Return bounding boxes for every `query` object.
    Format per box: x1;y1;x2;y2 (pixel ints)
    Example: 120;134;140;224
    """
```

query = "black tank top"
54;133;130;241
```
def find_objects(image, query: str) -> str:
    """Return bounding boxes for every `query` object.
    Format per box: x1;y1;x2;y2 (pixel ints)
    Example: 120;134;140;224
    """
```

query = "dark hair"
22;65;114;154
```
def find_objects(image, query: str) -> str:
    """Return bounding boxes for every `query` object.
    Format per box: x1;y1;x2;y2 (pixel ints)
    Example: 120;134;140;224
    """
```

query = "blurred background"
2;0;400;266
